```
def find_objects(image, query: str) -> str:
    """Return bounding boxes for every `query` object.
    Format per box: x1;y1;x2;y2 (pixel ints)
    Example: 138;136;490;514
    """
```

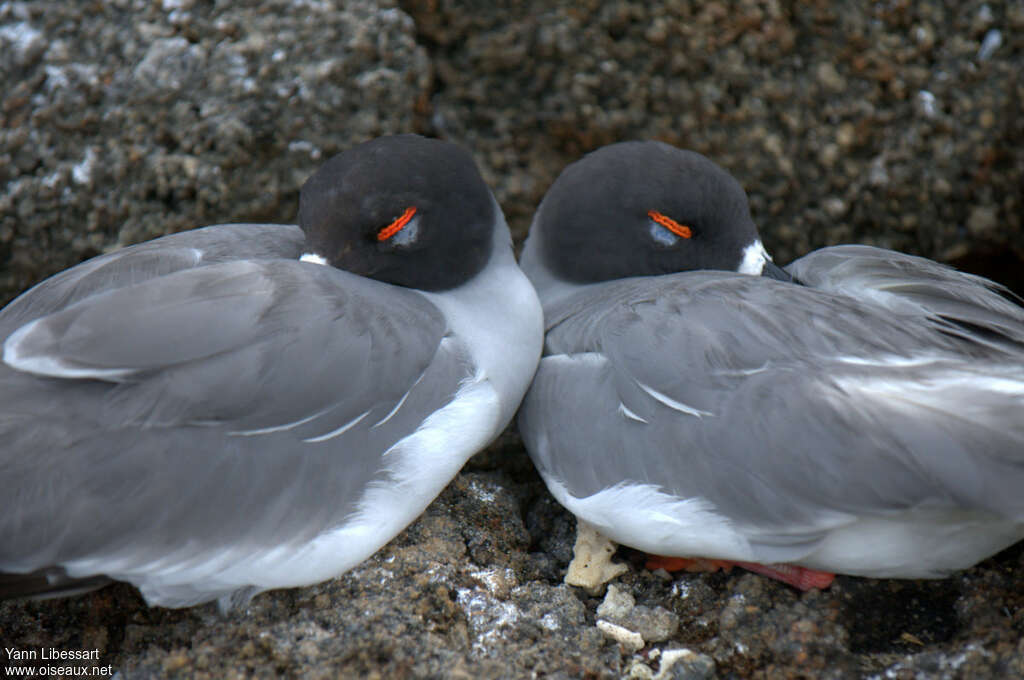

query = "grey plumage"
0;223;306;339
789;245;1024;353
1;223;475;605
518;141;1024;579
1;134;544;608
524;255;1024;523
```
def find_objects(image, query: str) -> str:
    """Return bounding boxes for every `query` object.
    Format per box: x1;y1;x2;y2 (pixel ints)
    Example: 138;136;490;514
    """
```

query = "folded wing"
521;272;1024;561
0;230;473;602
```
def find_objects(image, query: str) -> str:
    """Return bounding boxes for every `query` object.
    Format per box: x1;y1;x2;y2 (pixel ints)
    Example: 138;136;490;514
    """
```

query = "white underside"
540;473;755;561
541;475;1024;579
796;512;1024;578
63;369;501;608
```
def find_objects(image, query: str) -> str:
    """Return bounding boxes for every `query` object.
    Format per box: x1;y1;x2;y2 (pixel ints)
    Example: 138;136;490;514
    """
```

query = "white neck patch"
738;240;769;275
300;252;328;266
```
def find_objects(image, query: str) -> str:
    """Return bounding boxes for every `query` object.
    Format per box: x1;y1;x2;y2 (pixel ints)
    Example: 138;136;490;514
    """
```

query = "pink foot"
646;555;835;591
645;555;735;573
731;560;835;591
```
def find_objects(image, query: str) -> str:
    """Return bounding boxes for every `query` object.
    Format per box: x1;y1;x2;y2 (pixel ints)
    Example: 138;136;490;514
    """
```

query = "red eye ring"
647;210;692;239
377;206;417;241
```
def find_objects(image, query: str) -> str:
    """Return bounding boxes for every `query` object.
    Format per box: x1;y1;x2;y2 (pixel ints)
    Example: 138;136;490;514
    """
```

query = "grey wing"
520;274;1024;557
788;245;1024;352
0;258;473;586
0;223;305;340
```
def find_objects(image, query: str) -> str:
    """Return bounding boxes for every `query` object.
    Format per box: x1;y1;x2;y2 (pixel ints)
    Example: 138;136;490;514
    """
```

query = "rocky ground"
1;0;1022;678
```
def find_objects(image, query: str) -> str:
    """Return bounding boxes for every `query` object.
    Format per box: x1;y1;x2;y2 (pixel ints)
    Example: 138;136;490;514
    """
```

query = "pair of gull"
2;135;1022;609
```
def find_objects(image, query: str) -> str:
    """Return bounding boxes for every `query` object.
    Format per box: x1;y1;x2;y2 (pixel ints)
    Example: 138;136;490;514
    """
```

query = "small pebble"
967;205;998;235
977;29;1002;60
597;620;645;653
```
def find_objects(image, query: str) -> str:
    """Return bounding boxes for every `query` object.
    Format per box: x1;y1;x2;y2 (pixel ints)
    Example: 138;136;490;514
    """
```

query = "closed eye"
377;206;418;243
647;210;691;246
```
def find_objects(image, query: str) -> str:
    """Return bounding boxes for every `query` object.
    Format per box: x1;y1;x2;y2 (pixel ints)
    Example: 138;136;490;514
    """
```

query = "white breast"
420;213;544;425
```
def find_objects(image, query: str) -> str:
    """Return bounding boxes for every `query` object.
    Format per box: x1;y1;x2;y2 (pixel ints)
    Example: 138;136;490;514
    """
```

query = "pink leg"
646;555;835;591
645;555;735;573
731;560;835;591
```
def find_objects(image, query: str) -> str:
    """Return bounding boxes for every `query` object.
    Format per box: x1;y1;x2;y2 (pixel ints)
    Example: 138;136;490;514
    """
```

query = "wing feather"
0;231;474;592
788;245;1024;352
0;223;304;340
521;272;1024;558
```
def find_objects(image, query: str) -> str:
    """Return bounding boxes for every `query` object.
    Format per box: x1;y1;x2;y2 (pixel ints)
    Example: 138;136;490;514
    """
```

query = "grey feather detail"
4;259;305;381
521;271;1024;553
787;245;1024;352
0;223;304;341
0;228;475;595
302;410;372;443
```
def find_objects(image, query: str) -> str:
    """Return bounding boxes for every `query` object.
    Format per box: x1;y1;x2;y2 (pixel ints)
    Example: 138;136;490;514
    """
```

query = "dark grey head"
298;134;496;291
533;141;772;283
